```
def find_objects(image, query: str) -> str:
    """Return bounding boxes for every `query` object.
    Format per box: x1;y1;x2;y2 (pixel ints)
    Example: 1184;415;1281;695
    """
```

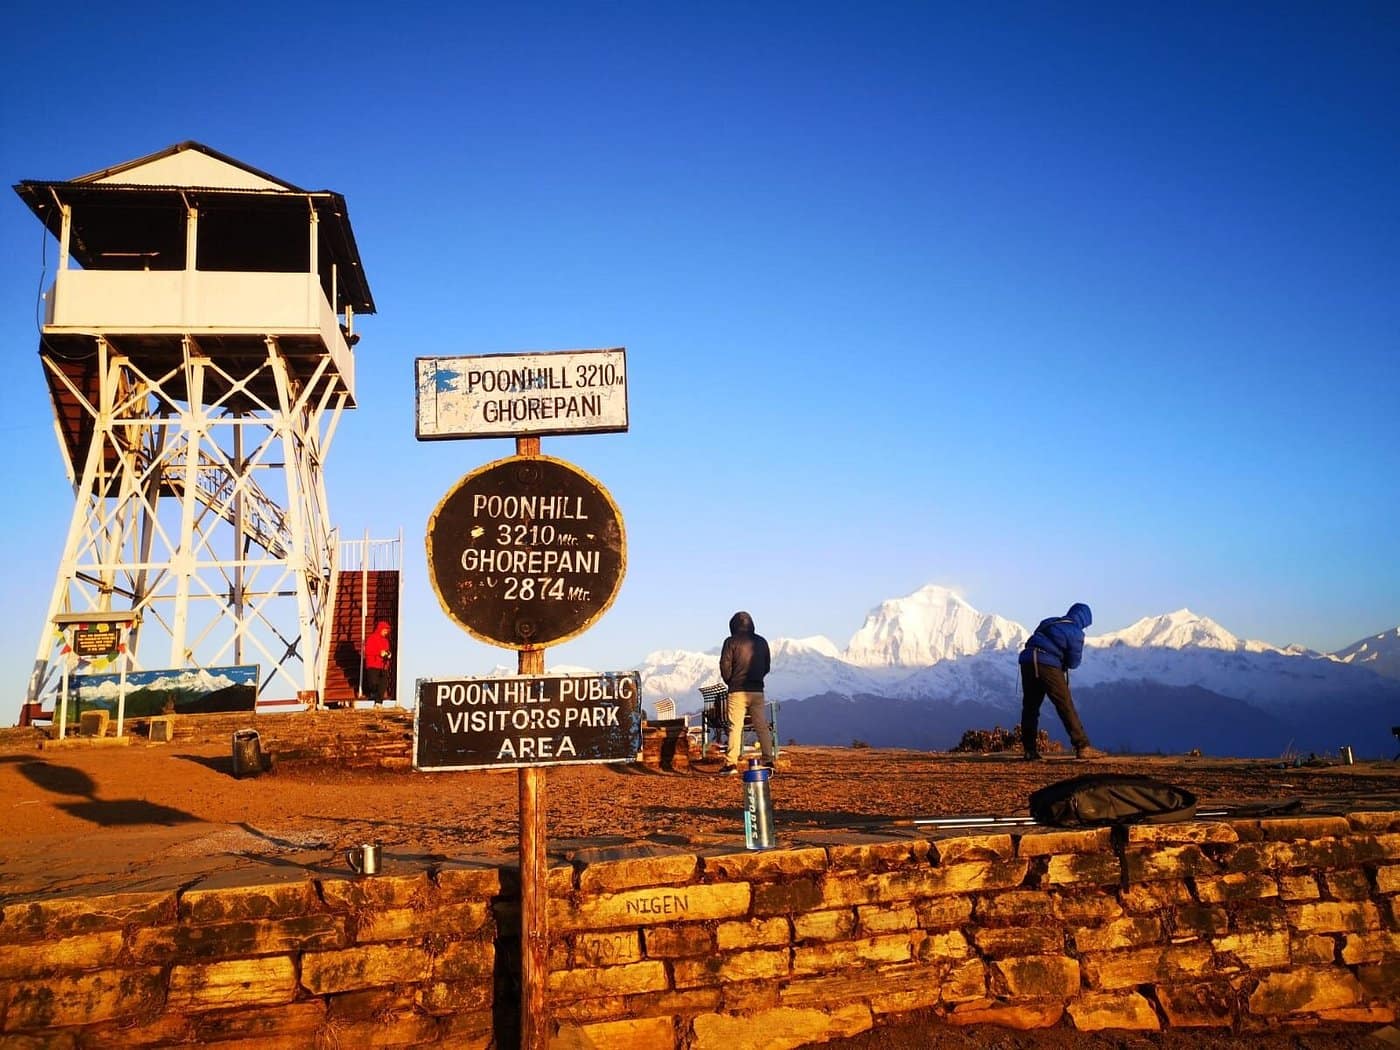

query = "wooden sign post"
518;644;546;1050
416;353;630;1050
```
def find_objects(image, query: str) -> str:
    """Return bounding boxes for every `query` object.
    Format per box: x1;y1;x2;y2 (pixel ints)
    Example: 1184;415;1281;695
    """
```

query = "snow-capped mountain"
632;584;1400;758
638;648;723;702
843;585;1026;667
1091;609;1277;653
768;636;902;701
1333;627;1400;681
639;636;893;706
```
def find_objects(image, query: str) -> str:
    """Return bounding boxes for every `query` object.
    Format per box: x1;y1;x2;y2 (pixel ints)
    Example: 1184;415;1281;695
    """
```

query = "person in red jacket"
363;620;393;706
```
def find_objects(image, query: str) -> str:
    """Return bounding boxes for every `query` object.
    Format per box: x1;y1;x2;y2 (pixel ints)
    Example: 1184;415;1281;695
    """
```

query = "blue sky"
1;3;1397;718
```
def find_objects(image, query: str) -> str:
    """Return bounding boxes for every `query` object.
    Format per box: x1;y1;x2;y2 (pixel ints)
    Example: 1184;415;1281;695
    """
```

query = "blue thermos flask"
743;765;775;850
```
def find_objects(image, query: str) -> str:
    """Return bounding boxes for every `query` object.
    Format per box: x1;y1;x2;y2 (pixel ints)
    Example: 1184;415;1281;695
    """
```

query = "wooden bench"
697;684;780;756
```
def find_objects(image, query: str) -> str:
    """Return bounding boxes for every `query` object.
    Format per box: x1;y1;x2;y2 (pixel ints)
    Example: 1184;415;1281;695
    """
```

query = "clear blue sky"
2;3;1397;718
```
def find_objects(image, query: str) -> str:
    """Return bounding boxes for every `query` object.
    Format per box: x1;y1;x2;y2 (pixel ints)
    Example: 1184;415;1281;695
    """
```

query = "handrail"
154;448;291;558
338;534;402;572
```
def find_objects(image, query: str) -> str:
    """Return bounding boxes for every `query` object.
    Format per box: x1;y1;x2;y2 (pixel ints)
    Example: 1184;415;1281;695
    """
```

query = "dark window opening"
76;203;187;271
197;205;309;274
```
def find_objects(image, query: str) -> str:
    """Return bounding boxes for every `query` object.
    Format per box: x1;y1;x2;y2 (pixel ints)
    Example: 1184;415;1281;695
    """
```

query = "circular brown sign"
426;455;626;649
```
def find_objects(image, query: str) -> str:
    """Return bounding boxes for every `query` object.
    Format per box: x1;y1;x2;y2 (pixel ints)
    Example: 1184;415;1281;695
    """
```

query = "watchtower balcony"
40;267;355;400
16;141;375;408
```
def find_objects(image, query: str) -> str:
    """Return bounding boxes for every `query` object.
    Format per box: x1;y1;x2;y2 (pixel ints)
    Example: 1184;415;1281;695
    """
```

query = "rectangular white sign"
415;347;629;440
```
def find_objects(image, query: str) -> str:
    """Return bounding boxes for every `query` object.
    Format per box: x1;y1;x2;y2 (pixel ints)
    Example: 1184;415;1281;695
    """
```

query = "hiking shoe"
1023;751;1043;761
717;764;739;776
1076;746;1107;759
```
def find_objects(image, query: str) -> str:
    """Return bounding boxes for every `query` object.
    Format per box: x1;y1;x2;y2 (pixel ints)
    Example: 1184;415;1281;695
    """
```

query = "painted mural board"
72;665;258;718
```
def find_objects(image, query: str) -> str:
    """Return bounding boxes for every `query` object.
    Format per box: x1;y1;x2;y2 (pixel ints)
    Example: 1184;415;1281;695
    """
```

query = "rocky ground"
2;710;1398;1047
4;712;1399;897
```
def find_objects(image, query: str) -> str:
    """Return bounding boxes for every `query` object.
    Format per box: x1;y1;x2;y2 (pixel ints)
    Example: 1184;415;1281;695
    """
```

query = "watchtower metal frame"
15;142;375;708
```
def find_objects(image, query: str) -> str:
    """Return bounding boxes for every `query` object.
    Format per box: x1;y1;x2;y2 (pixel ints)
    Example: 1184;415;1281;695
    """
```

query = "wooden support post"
516;433;548;1050
518;671;547;1049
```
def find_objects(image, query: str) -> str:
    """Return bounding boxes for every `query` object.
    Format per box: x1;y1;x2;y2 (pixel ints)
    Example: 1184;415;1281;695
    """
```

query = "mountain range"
634;585;1400;760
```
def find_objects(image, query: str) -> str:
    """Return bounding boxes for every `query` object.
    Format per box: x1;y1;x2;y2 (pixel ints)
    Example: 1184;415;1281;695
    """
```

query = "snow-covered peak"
1091;609;1270;651
1332;626;1400;680
773;635;843;660
843;584;1026;668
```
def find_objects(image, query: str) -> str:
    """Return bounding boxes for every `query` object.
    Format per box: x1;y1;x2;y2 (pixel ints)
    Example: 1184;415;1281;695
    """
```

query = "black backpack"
1029;773;1198;828
1029;773;1200;889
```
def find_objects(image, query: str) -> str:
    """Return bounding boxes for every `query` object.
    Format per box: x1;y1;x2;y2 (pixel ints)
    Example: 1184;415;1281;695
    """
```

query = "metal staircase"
319;534;402;708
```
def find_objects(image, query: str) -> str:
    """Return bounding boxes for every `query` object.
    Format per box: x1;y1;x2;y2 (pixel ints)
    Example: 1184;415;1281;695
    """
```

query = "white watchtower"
15;141;375;712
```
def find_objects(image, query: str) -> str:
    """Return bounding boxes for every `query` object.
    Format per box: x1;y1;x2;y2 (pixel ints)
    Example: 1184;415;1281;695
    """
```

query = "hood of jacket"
1065;603;1092;630
729;611;755;635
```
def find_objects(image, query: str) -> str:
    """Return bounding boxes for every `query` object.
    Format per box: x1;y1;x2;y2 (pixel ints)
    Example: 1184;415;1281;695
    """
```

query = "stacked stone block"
640;721;693;771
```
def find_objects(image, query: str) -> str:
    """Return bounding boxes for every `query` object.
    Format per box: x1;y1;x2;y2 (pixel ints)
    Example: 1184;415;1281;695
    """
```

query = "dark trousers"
1020;660;1090;752
364;666;390;703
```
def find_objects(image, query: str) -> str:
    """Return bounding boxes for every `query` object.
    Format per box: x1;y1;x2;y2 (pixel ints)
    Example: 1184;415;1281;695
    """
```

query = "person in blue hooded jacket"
1018;602;1104;760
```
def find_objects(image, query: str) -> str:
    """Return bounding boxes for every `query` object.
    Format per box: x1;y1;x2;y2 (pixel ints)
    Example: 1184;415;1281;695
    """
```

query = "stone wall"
2;812;1398;1048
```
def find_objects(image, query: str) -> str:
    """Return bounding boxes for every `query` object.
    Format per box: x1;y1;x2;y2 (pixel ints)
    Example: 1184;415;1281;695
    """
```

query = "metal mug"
347;842;382;876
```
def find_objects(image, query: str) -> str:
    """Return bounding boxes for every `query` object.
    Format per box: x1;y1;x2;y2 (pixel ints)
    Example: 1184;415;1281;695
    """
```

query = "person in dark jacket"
1018;602;1104;759
717;611;775;775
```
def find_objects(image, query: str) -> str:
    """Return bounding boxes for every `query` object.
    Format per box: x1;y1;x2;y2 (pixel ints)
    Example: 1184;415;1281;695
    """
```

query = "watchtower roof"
14;141;375;314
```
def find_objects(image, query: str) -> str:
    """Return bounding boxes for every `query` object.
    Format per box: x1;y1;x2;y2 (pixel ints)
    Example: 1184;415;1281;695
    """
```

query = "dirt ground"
2;713;1398;1047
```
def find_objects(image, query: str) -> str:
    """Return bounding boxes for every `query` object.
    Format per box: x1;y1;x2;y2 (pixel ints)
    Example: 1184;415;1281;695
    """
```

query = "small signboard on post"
52;611;138;740
72;623;121;658
415;347;628;440
413;672;641;772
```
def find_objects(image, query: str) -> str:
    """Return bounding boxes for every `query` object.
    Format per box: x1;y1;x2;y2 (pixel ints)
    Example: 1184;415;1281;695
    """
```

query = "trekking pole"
910;815;1038;827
